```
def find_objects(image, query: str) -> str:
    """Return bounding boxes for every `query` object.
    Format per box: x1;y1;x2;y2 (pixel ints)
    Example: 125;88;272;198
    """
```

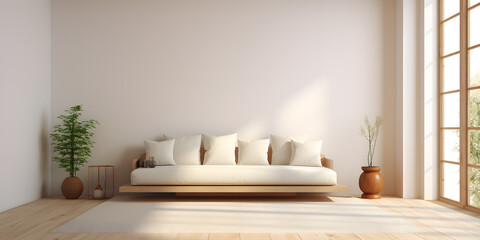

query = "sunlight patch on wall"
236;78;329;140
273;79;329;137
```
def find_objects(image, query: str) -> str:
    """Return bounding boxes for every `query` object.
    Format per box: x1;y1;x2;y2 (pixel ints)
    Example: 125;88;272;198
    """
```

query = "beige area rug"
53;195;423;233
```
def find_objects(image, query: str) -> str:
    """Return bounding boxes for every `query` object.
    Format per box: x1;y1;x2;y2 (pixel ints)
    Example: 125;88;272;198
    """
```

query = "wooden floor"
1;196;480;240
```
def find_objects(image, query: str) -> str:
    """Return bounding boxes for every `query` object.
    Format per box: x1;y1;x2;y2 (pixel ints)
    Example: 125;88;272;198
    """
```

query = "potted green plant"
359;115;384;199
50;105;98;199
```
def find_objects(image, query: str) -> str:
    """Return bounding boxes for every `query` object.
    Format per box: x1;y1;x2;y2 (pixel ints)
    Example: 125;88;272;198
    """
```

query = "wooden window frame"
438;0;480;213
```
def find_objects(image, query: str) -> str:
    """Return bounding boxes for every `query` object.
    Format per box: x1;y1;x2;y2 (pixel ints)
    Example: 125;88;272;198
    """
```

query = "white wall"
396;0;425;199
51;0;396;196
423;0;438;200
0;0;51;212
395;0;438;199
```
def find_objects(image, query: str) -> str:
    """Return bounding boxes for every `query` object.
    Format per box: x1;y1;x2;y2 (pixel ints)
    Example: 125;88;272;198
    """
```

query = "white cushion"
202;134;237;165
290;140;323;167
237;139;270;165
270;135;308;165
131;165;337;185
164;134;201;165
144;139;176;166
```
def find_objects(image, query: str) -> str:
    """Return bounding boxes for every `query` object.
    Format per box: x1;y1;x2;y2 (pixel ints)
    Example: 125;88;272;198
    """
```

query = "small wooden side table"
88;165;114;199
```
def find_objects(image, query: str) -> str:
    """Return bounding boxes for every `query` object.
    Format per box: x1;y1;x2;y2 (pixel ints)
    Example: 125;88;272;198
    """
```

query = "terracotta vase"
61;177;84;199
359;166;384;199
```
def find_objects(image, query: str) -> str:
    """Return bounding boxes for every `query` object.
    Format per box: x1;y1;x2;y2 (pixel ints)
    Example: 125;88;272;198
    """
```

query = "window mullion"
438;0;444;201
460;0;468;207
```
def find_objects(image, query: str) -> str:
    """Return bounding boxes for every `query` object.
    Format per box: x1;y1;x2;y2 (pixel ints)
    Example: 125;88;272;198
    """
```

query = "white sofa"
120;147;346;195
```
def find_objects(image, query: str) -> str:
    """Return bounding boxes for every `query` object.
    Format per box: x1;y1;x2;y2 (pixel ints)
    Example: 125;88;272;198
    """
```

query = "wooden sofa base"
175;192;298;197
119;184;348;194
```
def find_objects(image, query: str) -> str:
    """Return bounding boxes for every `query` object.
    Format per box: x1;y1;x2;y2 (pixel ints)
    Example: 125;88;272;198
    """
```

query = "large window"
439;0;480;211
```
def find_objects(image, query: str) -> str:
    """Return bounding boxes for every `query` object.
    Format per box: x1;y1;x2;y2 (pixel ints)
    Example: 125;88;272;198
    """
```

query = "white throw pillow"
202;134;237;165
144;139;176;166
290;140;323;167
270;135;308;165
164;134;201;165
237;139;270;165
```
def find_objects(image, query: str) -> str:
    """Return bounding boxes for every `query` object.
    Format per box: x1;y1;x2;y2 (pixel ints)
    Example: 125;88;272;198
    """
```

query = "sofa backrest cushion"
164;134;202;165
237;139;270;165
290;140;323;167
202;134;237;165
270;135;308;165
144;139;176;166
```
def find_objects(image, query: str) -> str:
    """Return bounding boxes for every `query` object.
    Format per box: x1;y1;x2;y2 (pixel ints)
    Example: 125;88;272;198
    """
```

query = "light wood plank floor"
1;196;479;240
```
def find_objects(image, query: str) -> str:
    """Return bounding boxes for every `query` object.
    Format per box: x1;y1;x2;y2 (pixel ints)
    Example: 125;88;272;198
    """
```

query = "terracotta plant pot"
61;177;84;199
359;166;384;199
